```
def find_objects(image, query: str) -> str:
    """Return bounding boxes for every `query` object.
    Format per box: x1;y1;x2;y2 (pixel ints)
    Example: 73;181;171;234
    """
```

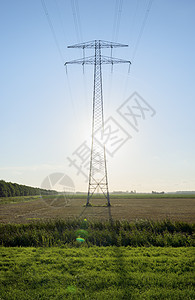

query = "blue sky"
0;0;195;192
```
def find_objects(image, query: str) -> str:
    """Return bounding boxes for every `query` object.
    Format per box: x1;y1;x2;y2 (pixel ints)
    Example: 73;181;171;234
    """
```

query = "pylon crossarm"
64;56;95;65
68;40;128;49
101;56;131;65
65;56;131;66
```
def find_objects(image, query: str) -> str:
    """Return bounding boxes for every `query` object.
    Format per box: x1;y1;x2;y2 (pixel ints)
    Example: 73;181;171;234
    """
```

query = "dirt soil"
0;196;194;224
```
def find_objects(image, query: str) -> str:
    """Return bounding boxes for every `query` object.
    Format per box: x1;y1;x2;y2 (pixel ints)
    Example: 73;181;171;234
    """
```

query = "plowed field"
0;195;194;223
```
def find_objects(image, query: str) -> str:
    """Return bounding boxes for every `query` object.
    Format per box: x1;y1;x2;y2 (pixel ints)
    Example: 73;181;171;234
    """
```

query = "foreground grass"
1;219;194;247
0;247;194;300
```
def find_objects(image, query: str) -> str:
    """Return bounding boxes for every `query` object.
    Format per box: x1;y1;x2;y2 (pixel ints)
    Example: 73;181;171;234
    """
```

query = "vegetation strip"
0;247;194;299
0;180;57;198
1;219;194;247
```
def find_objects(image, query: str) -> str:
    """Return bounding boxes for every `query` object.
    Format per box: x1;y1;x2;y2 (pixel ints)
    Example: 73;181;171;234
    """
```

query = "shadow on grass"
78;205;88;219
76;202;133;298
107;205;133;299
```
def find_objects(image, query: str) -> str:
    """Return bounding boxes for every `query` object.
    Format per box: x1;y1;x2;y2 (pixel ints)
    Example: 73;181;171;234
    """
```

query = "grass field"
1;195;194;299
0;195;41;205
0;247;194;300
1;193;195;205
0;194;195;223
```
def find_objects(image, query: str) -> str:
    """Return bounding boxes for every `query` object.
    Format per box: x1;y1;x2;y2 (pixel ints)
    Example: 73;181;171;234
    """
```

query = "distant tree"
13;183;20;196
0;180;58;197
7;182;16;197
0;180;8;197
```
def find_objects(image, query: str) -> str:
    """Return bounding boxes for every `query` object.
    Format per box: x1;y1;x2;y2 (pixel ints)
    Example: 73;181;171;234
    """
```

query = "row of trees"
0;180;57;198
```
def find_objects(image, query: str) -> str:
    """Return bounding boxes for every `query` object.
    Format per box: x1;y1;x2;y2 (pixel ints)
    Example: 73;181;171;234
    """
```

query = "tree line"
0;180;57;197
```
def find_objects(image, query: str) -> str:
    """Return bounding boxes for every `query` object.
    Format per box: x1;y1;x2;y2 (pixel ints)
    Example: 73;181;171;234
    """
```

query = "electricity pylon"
65;40;131;206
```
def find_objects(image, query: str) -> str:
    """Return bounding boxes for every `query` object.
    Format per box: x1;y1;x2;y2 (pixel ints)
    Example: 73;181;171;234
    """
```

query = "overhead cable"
131;0;154;62
41;0;64;63
112;0;124;42
71;0;83;43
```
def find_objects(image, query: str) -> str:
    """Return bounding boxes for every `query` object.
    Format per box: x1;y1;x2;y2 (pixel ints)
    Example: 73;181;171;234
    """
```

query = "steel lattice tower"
65;40;131;206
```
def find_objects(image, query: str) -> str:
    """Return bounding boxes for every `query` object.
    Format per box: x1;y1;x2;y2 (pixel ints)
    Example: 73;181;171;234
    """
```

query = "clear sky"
0;0;195;193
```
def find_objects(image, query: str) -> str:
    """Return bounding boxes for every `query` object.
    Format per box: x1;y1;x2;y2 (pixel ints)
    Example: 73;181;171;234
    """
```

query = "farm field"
0;194;195;224
1;195;194;299
0;247;194;300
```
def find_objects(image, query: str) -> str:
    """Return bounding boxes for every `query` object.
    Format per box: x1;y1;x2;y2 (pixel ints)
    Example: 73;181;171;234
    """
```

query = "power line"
107;0;124;112
119;0;153;103
41;0;82;136
41;0;64;63
131;0;153;62
75;0;83;41
127;0;139;48
64;71;83;135
70;0;90;121
112;0;124;42
71;0;83;43
54;0;67;42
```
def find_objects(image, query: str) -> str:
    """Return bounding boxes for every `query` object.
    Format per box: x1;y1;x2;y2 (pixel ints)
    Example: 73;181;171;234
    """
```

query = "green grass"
1;219;194;247
0;247;194;299
1;193;195;205
0;195;41;204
